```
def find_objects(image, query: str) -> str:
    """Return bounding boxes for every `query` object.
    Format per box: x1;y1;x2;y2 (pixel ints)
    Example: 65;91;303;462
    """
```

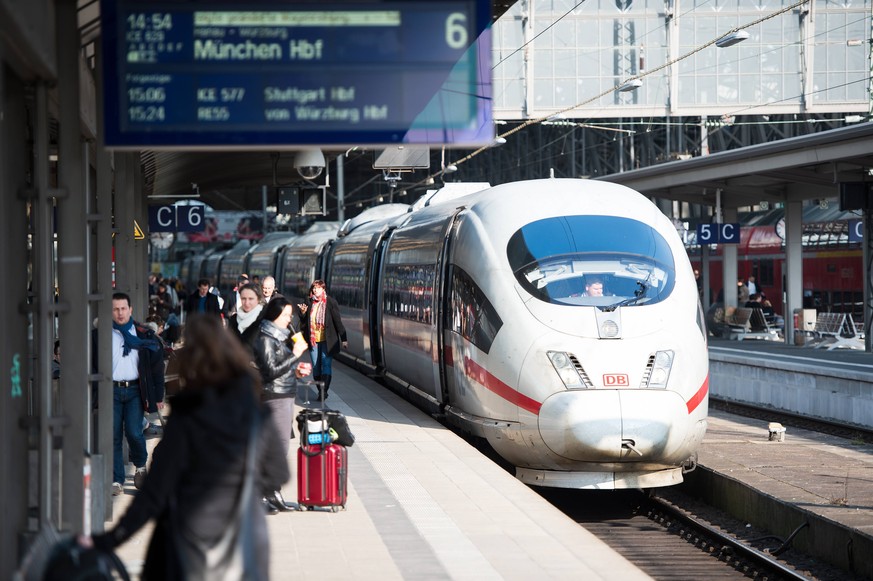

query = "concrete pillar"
784;200;804;345
133;155;148;318
722;207;739;309
115;154;132;295
56;0;89;533
33;82;56;529
866;204;873;352
93;37;114;524
0;60;34;579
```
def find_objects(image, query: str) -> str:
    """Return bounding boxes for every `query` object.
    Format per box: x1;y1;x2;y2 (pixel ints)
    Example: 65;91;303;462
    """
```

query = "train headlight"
547;351;586;389
646;350;674;389
600;320;620;338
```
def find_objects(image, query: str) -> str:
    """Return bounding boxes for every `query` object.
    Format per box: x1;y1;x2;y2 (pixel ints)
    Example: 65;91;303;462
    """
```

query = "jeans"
310;341;333;376
113;385;147;484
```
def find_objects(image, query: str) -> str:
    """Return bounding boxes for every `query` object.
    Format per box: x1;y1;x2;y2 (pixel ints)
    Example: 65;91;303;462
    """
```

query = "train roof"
221;239;254;258
338;204;411;237
249;232;296;253
411;182;491;210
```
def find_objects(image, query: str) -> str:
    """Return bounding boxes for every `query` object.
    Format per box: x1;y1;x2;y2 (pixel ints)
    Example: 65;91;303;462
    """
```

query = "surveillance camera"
294;148;325;180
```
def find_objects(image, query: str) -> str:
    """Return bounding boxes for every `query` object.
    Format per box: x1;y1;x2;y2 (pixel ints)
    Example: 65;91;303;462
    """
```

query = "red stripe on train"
686;375;709;414
446;346;706;416
462;356;542;415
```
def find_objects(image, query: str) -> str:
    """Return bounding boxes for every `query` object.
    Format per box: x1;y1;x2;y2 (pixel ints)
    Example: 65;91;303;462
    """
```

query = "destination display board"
100;0;492;149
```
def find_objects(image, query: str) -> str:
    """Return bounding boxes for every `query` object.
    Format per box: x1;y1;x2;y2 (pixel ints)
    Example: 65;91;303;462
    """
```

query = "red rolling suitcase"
297;442;347;511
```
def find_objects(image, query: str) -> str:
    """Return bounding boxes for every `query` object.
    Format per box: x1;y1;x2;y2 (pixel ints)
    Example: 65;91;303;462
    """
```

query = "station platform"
685;408;873;579
706;336;873;429
106;363;650;580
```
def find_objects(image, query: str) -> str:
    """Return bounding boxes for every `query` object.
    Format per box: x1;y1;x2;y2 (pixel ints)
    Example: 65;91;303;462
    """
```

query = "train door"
366;228;394;371
315;240;334;283
436;210;465;406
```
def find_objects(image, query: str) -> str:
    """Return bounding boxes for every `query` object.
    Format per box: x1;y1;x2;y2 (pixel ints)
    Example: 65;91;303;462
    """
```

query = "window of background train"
445;266;503;354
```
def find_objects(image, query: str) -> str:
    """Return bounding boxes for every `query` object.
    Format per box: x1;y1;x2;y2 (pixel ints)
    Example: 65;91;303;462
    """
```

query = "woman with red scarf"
300;280;347;400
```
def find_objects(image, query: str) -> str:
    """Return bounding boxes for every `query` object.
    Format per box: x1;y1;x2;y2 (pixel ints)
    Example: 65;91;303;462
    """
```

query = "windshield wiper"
600;281;649;312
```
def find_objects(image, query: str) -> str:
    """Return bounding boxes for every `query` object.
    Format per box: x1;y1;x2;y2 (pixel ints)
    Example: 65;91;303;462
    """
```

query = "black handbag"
172;411;262;580
296;408;355;448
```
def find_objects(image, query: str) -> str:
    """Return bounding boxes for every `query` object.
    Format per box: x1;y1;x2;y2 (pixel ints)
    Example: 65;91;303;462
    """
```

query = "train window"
507;215;676;307
331;258;366;309
445;266;503;354
383;264;435;324
283;252;315;301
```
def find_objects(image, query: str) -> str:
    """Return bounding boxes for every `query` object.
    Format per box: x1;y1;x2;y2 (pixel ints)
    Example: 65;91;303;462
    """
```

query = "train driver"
583;276;605;297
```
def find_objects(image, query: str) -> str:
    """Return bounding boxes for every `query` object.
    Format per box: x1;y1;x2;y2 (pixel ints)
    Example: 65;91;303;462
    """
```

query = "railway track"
537;488;836;580
460;409;859;578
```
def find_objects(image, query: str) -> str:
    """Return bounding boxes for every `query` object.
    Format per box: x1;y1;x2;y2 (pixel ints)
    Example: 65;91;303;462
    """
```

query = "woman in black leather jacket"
250;296;310;511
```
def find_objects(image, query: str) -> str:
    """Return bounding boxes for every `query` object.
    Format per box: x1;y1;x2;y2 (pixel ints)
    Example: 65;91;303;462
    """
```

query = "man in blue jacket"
104;292;165;496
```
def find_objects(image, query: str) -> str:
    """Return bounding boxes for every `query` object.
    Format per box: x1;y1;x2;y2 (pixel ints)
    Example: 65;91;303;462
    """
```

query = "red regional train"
688;214;863;321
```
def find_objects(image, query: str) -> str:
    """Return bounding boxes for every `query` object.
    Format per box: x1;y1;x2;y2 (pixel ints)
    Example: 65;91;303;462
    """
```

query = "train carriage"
277;223;340;303
245;232;297;291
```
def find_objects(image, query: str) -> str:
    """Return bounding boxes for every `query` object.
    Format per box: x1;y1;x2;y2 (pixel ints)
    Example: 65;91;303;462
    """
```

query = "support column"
115;154;132;295
133;155;148;318
0;60;33;579
93;38;114;523
56;0;89;533
33;83;56;529
701;244;711;310
864;204;873;352
722;207;739;310
785;200;804;345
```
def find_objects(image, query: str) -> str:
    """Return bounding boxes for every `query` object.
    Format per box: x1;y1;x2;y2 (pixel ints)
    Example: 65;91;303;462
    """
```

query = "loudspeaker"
839;182;870;211
277;187;300;215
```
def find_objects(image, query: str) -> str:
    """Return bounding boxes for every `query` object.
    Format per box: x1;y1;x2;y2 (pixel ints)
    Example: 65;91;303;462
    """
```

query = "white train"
185;178;709;489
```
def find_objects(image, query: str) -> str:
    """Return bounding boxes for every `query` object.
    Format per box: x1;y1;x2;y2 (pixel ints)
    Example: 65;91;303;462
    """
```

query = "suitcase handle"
300;441;329;457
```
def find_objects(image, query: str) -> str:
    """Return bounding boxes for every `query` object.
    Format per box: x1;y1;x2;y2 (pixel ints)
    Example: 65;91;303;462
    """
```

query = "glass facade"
492;0;871;119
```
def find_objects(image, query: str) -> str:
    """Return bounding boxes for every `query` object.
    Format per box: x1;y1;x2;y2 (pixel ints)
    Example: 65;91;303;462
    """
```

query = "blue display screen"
100;0;493;149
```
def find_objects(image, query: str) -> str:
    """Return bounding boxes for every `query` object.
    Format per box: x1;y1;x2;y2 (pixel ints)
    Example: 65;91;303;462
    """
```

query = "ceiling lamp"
616;79;642;93
716;30;749;48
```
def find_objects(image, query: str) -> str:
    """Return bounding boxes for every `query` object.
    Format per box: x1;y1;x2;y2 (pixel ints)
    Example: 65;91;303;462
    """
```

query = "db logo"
603;374;629;386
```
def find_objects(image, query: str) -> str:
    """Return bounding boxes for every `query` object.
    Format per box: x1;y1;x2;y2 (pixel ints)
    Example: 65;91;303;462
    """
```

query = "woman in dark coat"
299;279;347;399
86;314;290;580
250;296;311;511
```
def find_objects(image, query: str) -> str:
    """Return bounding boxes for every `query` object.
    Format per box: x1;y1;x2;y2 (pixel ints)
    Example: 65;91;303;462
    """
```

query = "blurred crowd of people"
80;271;347;579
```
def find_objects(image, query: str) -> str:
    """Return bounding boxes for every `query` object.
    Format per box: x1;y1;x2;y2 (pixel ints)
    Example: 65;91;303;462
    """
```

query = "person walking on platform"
299;280;347;400
228;283;263;347
84;314;290;580
101;292;165;496
251;296;311;512
261;276;281;304
184;278;222;318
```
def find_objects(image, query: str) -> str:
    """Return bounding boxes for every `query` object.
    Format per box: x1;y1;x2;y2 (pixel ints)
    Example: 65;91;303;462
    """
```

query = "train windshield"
507;215;676;307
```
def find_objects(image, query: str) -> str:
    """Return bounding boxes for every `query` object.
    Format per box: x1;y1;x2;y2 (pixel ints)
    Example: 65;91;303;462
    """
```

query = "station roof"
597;123;873;210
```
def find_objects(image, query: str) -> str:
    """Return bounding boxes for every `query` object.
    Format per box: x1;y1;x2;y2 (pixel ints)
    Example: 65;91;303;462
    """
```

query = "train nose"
537;390;697;462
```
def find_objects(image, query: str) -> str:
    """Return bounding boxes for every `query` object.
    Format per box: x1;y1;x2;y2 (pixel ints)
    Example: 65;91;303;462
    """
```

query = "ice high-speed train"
183;179;709;489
